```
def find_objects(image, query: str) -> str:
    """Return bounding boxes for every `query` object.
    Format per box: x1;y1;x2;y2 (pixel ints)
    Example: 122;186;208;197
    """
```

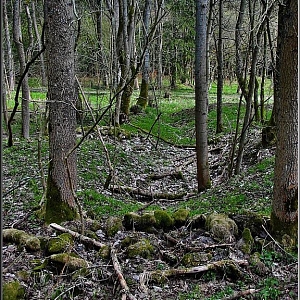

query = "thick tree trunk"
195;0;211;192
271;0;298;244
44;0;78;224
13;0;31;140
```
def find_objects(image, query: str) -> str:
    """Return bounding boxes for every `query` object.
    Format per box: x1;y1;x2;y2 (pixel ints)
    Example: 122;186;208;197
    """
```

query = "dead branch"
111;244;137;300
49;223;106;249
109;184;187;200
148;170;183;180
222;288;260;300
140;259;248;288
164;233;233;251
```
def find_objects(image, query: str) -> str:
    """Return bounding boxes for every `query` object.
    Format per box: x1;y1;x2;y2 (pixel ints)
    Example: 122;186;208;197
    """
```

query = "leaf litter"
2;128;298;299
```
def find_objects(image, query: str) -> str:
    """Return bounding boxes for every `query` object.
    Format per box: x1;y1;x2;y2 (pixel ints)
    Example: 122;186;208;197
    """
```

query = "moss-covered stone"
240;228;254;254
127;239;154;259
98;245;111;259
249;252;268;275
106;216;123;237
205;213;238;242
3;229;40;251
47;233;73;254
187;214;206;229
154;210;174;229
3;281;25;300
182;252;212;267
172;209;190;226
16;270;30;282
123;212;141;230
49;253;88;271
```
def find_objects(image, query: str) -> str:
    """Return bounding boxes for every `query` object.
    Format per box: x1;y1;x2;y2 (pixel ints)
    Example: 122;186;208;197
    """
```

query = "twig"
75;75;115;189
262;225;295;258
111;244;137;300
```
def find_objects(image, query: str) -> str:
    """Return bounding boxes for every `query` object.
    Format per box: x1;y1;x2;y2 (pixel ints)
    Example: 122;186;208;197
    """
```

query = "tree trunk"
271;0;298;244
13;0;31;140
44;0;78;224
216;0;223;134
32;0;47;86
195;0;211;192
137;0;151;109
3;0;15;92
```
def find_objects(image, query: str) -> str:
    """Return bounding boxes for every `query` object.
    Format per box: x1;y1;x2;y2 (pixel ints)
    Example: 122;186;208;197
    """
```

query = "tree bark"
137;0;151;108
271;0;298;243
216;0;223;134
195;0;211;191
13;0;31;140
3;0;15;92
44;0;78;224
31;0;47;86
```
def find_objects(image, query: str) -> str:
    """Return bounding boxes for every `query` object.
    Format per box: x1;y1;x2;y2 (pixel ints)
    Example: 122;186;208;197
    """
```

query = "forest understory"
2;122;298;300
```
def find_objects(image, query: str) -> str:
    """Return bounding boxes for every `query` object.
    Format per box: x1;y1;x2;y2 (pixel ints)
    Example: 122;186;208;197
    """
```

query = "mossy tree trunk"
44;0;78;224
270;0;298;244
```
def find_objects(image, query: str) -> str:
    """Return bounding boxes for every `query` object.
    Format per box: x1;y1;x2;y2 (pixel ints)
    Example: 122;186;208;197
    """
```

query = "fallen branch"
164;233;233;251
109;184;187;200
140;259;248;287
222;288;260;300
49;223;106;249
111;244;137;300
148;170;184;180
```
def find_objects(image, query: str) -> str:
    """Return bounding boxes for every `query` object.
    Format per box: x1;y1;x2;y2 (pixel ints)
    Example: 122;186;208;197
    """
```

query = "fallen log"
140;259;248;287
49;223;106;249
110;184;187;200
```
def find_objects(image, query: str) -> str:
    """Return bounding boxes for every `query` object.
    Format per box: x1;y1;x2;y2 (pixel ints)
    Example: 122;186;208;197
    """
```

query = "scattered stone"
205;213;238;243
172;209;190;226
49;253;89;271
47;233;73;254
3;229;40;251
127;238;154;259
3;280;25;300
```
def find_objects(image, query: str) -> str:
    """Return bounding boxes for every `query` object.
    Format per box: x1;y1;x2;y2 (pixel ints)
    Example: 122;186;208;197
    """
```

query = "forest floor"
2;119;298;300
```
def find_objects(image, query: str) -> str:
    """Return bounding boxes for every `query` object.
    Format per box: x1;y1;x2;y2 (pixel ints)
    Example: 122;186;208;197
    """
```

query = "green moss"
106;216;123;237
49;253;88;271
3;229;40;251
205;213;238;242
240;228;254;254
47;233;73;254
270;211;298;248
127;239;154;259
98;245;111;259
3;281;25;300
182;252;212;267
154;210;174;229
123;212;141;230
44;175;78;224
172;209;190;226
